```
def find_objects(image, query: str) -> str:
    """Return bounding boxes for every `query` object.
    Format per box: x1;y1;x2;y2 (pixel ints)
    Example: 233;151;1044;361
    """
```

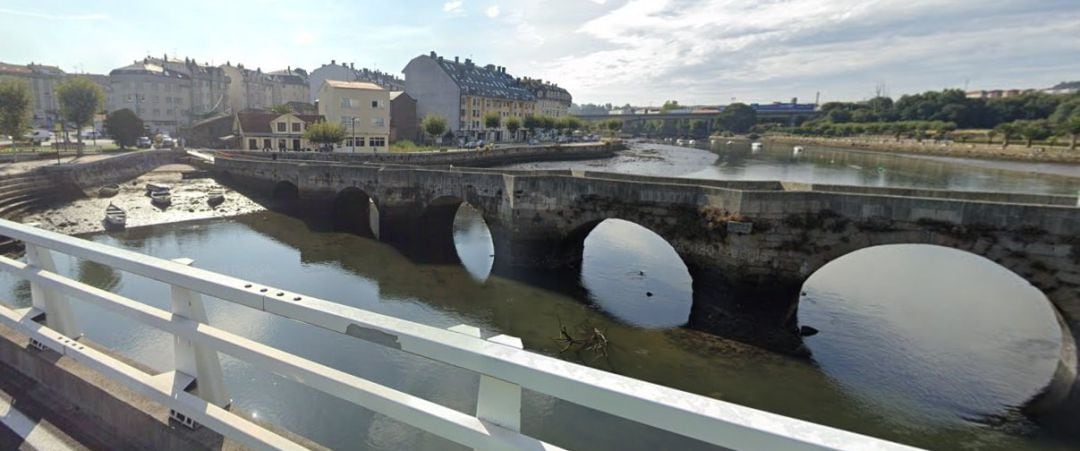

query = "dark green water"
0;142;1077;450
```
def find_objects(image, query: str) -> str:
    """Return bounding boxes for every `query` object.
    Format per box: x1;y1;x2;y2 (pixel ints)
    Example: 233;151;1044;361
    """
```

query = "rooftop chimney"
331;59;336;65
455;56;459;63
430;51;437;58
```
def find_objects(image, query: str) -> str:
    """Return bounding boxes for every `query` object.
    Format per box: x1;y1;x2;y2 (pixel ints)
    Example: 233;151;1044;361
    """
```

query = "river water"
1;141;1078;450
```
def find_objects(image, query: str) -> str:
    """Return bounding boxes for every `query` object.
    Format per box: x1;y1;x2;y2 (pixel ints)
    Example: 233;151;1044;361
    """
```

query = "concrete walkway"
0;153;134;177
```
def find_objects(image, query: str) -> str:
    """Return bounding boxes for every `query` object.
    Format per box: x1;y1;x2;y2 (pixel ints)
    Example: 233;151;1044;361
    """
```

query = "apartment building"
521;78;572;118
308;60;404;103
221;63;309;113
0;61;67;128
316;80;390;152
108;60;192;134
403;51;537;142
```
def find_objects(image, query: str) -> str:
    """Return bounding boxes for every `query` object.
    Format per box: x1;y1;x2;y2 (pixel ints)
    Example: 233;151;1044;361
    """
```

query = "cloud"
0;8;107;21
485;5;500;18
527;0;1080;104
443;1;463;13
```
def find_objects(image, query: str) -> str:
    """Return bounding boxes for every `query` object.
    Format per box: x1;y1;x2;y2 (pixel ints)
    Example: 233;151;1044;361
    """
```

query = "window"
263;138;272;149
340;98;355;108
371;100;380;108
153;108;160;115
152;95;159;103
356;137;366;147
369;137;386;147
292;122;301;132
345;137;353;146
277;122;286;132
371;117;385;127
248;139;257;149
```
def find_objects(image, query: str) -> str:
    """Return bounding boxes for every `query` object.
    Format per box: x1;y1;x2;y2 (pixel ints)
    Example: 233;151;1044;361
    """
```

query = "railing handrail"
0;218;917;450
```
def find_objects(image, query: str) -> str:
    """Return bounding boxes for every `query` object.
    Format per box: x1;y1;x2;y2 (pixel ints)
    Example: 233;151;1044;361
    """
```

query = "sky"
2;0;1079;106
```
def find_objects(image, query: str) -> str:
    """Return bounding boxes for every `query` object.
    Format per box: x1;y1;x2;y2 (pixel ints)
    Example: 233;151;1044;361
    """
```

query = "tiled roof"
237;110;322;134
110;61;190;79
433;58;535;101
324;80;384;90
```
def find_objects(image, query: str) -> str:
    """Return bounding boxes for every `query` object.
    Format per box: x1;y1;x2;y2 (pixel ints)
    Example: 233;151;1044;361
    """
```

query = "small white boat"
688;139;696;145
150;189;171;206
676;139;686;145
725;140;733;145
793;145;804;155
103;203;126;229
751;142;763;151
207;190;225;207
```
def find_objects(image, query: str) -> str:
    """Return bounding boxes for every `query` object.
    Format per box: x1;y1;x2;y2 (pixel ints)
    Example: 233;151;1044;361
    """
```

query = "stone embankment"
217;141;622;167
764;134;1080;164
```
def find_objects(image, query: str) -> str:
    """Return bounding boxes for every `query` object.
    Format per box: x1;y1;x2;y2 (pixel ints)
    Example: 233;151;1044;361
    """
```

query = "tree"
661;100;681;112
483;111;501;142
718;103;757;133
540;116;556;135
1016;119;1052;147
271;104;293;115
1060;114;1080;150
0;79;32;150
994;122;1019;148
505;116;521;141
604;119;622;137
303;121;346;150
420;114;447;145
55;76;105;154
522;114;541;141
104;109;144;149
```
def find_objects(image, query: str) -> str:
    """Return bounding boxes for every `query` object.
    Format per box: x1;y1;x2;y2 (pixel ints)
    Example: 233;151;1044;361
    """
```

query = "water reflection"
502;141;1080;195
580;219;693;329
451;204;493;282
800;245;1062;427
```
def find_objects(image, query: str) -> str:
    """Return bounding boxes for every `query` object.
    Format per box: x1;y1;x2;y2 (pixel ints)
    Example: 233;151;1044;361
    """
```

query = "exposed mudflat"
21;168;265;235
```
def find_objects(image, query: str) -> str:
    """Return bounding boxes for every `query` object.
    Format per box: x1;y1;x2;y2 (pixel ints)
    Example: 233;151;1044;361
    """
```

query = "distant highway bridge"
571;104;819;126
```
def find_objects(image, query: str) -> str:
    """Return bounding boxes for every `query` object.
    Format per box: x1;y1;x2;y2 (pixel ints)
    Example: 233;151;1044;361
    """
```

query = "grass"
390;140;445;153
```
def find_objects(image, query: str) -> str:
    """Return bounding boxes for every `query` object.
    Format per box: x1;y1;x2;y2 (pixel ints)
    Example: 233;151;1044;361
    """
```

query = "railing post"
24;243;79;340
169;258;230;424
448;325;523;432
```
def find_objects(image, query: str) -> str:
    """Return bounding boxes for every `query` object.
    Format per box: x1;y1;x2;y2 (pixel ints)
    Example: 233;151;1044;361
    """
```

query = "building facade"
235;110;322;151
0;62;68;128
316;80;391;152
522;78;572;118
389;91;418;143
308;60;404;104
221;63;309;113
108;60;192;134
143;56;229;118
403;51;538;143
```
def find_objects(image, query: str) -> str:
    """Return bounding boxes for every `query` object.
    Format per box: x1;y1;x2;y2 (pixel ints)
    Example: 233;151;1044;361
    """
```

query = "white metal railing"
0;219;918;450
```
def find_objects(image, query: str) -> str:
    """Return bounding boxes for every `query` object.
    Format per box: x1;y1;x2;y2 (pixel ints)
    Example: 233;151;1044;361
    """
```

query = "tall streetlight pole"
350;117;357;153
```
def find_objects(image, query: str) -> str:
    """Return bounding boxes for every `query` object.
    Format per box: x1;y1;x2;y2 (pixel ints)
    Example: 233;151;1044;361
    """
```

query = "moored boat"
207;190;225;207
98;184;120;198
145;183;170;196
150;189;171;206
103;203;126;230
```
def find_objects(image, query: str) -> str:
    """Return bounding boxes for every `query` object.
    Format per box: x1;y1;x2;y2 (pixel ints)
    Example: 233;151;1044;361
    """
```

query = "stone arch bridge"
215;153;1080;416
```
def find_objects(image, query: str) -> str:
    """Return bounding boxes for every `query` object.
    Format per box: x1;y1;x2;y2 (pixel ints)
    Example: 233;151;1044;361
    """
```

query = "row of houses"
1;50;573;148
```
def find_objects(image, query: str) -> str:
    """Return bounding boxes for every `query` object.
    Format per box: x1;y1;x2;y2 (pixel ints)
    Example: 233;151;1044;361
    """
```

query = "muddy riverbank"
19;166;265;235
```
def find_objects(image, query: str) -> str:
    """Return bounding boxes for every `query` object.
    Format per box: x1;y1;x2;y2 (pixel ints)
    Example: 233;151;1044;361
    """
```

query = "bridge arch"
333;187;379;237
271;180;299;204
567;218;695;328
796;241;1079;422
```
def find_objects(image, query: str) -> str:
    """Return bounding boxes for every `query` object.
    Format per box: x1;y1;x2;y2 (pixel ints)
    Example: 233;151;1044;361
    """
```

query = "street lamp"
350;117;358;153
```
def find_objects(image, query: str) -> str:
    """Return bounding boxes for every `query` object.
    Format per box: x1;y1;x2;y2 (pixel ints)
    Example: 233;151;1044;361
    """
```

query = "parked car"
80;130;103;139
25;129;52;145
136;136;152;149
159;136;176;149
